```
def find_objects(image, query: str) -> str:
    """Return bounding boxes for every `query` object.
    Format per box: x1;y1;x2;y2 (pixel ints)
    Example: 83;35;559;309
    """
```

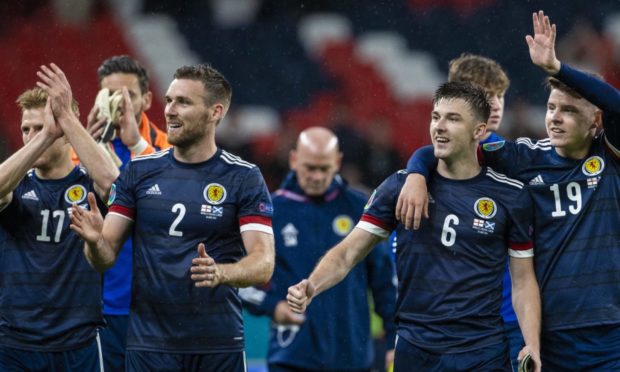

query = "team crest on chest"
473;197;497;219
203;183;227;205
332;215;354;236
582;156;604;176
65;184;87;204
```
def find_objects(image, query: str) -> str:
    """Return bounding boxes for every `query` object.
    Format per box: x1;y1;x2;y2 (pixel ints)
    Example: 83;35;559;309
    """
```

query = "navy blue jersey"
0;166;104;351
240;172;397;370
358;167;533;353
482;136;620;330
479;64;620;332
109;148;273;353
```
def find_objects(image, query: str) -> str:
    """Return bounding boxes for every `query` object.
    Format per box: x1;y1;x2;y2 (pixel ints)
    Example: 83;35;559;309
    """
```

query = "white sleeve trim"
509;248;534;258
355;221;390;239
240;223;274;235
108;211;135;222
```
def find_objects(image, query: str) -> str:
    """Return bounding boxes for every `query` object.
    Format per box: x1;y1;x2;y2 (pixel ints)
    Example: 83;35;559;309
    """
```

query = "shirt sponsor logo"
200;204;223;219
332;215;354;236
281;223;298;247
65;184;87;204
473;197;497;219
582;156;604;176
204;183;227;205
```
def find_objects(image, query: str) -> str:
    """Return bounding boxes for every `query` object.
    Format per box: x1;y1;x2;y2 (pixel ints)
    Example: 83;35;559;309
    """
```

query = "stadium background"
0;0;618;370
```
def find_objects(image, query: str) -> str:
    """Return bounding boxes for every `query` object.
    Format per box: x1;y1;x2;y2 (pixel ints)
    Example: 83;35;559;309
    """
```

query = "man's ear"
142;91;153;113
474;122;487;141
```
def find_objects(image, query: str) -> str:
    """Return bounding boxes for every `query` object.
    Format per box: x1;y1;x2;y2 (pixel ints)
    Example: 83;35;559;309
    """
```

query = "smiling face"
545;88;599;159
164;78;216;148
430;98;486;162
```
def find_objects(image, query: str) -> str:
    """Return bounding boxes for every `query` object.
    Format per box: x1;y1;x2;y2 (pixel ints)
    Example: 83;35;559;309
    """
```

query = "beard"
167;111;212;148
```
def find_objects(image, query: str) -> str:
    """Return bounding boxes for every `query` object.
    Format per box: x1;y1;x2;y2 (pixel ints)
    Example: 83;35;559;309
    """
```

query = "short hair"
174;63;232;112
16;87;79;116
433;81;491;123
97;55;150;94
545;71;603;100
448;53;510;94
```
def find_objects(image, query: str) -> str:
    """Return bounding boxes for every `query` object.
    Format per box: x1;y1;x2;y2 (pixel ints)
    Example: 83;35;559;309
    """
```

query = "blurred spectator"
363;116;403;187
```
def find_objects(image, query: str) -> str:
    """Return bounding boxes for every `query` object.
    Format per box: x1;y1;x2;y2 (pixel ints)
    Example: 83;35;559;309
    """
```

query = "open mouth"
435;136;449;143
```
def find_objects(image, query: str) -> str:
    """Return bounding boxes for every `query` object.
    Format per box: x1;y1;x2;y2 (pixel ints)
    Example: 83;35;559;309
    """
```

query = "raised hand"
36;63;75;119
525;10;561;75
42;98;64;141
69;192;104;245
86;104;109;141
286;279;316;314
117;86;142;148
191;243;222;287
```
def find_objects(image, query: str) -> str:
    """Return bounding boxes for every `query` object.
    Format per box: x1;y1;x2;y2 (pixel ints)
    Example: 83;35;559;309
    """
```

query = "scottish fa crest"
65;184;87;204
203;183;227;205
582;156;604;176
474;197;497;219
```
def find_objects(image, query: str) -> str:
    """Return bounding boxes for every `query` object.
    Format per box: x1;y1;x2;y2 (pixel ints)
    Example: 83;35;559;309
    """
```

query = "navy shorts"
542;324;620;370
126;349;246;372
393;336;509;372
0;333;103;372
100;314;129;372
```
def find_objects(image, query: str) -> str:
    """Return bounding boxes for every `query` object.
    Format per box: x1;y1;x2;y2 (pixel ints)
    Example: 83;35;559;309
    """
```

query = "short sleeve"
356;172;401;238
506;187;534;258
237;167;273;235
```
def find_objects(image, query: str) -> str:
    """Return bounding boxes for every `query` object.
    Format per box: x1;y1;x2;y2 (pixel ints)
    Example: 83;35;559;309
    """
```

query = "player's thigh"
191;351;246;372
394;336;509;372
0;346;49;372
126;350;246;372
542;324;620;370
57;336;104;372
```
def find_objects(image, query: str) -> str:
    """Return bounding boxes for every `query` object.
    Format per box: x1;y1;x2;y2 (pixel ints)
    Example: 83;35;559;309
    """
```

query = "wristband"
129;138;148;154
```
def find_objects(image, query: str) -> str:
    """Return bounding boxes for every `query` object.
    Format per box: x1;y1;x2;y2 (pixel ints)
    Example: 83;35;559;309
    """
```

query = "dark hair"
97;55;149;94
448;53;510;94
174;63;232;110
433;81;491;123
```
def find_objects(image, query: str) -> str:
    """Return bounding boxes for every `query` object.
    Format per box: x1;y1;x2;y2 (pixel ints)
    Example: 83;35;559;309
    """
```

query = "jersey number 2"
169;203;186;237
